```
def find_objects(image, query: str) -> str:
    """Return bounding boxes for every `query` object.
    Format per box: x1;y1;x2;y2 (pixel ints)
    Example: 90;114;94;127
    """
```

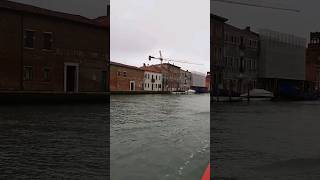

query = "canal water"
212;100;320;180
111;94;210;180
0;104;109;179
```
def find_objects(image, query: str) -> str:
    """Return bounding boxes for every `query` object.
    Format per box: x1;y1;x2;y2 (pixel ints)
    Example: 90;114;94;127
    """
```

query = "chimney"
245;26;251;31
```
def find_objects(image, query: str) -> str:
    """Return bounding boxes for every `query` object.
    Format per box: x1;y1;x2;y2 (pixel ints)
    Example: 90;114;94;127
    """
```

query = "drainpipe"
247;81;250;102
20;14;24;91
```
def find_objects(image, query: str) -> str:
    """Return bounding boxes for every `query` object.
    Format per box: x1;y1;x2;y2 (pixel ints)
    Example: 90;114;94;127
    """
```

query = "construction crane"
211;0;300;13
147;50;203;92
148;50;203;66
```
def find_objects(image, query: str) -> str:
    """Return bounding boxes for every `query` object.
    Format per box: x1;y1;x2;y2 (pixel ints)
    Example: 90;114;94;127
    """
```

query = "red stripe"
201;164;210;180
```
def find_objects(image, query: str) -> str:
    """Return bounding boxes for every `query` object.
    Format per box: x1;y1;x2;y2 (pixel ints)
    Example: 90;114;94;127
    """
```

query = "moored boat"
185;89;196;94
240;89;274;101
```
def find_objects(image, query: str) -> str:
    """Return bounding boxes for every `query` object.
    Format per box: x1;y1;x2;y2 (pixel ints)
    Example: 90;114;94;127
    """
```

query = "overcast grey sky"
111;0;210;73
211;0;320;41
10;0;108;18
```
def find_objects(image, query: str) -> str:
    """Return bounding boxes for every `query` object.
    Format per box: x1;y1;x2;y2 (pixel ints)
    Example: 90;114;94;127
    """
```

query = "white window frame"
130;81;135;91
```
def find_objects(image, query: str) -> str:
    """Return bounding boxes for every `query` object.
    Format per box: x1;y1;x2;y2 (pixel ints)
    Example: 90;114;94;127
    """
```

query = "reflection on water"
111;94;209;180
0;104;109;179
212;101;320;179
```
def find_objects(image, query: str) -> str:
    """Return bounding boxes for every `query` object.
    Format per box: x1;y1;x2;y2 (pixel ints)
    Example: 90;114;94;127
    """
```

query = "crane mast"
148;50;203;65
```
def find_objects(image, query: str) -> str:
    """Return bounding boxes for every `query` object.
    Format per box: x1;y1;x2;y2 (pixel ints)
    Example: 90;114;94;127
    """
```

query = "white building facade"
143;71;163;91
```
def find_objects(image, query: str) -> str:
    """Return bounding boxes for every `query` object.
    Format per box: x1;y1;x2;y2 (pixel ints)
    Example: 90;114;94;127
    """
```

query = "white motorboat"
185;89;196;94
240;89;274;101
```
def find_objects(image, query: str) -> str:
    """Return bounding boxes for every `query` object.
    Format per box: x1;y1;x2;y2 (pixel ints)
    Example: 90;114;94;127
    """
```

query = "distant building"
257;29;306;93
148;63;181;91
110;62;144;91
141;65;163;91
179;69;192;91
191;71;207;93
306;32;320;90
223;24;259;94
0;0;109;93
211;14;228;95
206;72;211;91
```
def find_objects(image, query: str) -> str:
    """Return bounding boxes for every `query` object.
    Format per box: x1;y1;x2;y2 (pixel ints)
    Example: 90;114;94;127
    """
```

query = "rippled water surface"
111;94;209;180
0;104;109;179
212;101;320;180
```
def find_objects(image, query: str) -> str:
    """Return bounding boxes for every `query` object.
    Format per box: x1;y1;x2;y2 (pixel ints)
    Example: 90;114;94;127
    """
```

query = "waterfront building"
179;69;192;91
223;24;259;94
257;29;306;94
0;0;109;93
306;32;320;91
211;14;228;95
110;62;144;92
148;63;181;91
191;71;207;93
141;65;163;91
206;72;211;92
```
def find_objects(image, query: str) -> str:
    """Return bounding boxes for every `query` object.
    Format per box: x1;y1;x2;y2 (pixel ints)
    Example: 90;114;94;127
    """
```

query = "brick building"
211;14;228;95
206;72;211;92
306;32;320;90
224;24;259;94
0;0;109;93
179;69;192;91
110;62;144;91
148;63;181;91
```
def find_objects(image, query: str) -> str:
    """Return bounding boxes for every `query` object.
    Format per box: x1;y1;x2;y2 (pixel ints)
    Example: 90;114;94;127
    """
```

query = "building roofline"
140;66;162;73
110;61;144;71
225;23;242;32
142;70;162;73
0;0;108;28
149;63;181;69
225;23;259;37
210;13;228;22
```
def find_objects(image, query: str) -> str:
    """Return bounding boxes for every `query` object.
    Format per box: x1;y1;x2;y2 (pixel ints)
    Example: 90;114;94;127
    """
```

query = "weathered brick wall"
22;14;108;92
157;64;181;91
306;48;319;83
0;10;22;90
110;65;144;91
0;7;109;92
